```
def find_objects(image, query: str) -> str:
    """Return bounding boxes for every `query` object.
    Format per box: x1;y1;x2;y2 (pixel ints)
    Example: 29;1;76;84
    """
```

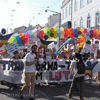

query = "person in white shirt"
20;44;38;100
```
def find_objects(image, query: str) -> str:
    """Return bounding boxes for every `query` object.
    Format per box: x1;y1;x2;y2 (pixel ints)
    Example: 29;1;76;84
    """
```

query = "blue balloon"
57;28;61;33
44;35;48;40
28;31;34;38
57;32;61;37
86;32;90;36
88;28;90;32
74;28;78;33
54;41;57;45
55;52;58;55
98;34;100;37
16;36;20;40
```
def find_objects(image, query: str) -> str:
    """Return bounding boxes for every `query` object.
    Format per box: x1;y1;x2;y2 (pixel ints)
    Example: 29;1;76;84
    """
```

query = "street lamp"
45;9;61;28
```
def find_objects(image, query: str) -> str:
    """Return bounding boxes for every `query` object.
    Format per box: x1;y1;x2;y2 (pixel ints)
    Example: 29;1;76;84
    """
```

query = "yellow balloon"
43;28;47;33
80;28;84;32
33;32;37;37
77;27;80;31
60;27;64;31
8;39;13;43
54;27;57;31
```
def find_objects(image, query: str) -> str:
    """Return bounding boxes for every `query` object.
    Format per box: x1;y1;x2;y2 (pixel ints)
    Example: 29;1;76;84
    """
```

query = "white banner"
0;59;100;84
6;42;21;57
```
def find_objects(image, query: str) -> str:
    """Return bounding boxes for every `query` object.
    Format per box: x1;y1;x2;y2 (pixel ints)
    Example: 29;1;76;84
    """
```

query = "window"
74;21;77;28
80;18;83;28
75;0;78;11
87;0;92;3
63;10;64;19
87;14;91;28
66;7;68;17
69;4;71;15
96;12;100;29
80;0;84;7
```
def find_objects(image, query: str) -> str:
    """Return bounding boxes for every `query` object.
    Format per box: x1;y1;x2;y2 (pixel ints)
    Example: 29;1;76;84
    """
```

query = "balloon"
44;35;48;40
93;32;97;37
90;30;93;34
96;29;100;34
46;28;50;32
19;34;23;37
57;32;61;37
88;28;90;32
70;35;74;38
80;28;84;32
36;30;40;34
1;28;6;34
93;28;96;32
50;33;54;37
26;33;30;38
47;31;51;38
16;36;20;40
28;31;34;38
70;28;74;33
54;27;57;31
89;34;93;38
95;35;99;39
64;48;68;51
37;33;41;38
33;32;37;37
60;27;64;31
64;33;68;38
23;34;26;38
64;28;68;33
71;32;75;36
8;38;13;43
78;31;82;35
40;30;44;35
40;35;44;39
24;38;28;43
86;32;90;36
43;28;47;33
74;28;78;33
57;28;61;33
85;36;89;40
77;27;80;31
83;29;88;33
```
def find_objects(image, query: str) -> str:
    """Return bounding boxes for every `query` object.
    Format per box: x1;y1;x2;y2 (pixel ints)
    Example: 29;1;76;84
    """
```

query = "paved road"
0;80;100;100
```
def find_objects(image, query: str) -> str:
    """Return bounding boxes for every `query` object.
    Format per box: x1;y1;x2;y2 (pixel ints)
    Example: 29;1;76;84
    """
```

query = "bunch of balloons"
8;27;100;46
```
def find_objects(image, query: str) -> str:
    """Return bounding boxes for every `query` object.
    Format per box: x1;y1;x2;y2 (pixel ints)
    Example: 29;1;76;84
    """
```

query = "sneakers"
29;98;35;100
20;91;23;99
66;94;71;98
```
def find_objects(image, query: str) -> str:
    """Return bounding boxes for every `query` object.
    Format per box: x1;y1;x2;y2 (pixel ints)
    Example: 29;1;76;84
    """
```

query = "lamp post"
45;9;61;28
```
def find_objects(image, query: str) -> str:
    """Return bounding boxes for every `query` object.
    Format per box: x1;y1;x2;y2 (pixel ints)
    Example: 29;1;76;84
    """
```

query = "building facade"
61;0;100;29
48;13;61;28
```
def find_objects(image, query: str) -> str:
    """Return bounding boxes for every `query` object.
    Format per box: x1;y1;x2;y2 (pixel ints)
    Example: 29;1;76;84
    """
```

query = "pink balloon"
93;32;97;37
26;33;30;38
93;28;96;32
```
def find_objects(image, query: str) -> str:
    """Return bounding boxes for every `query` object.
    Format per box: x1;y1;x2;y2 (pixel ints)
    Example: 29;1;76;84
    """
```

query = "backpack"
77;60;86;74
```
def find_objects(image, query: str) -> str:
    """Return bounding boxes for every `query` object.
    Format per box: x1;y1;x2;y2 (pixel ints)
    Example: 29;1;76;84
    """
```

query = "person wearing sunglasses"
20;44;38;100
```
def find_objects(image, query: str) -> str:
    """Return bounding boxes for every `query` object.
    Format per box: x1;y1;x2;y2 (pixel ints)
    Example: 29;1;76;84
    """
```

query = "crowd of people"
0;44;100;100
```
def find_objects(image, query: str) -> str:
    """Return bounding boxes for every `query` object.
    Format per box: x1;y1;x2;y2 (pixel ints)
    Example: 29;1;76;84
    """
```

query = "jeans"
69;76;84;99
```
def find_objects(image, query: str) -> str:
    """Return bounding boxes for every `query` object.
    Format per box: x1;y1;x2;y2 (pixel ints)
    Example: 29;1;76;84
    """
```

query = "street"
0;80;100;100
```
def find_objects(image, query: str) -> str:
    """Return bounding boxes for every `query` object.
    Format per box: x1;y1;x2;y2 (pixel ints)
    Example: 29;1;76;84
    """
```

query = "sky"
0;0;63;34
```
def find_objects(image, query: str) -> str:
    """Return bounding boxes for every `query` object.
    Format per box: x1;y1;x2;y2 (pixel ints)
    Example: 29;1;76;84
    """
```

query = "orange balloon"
95;35;99;39
77;27;80;31
96;30;100;34
19;34;23;37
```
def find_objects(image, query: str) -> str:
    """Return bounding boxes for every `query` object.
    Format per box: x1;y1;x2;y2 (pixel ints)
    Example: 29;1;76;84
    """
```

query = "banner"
6;42;21;57
0;59;100;84
27;38;36;51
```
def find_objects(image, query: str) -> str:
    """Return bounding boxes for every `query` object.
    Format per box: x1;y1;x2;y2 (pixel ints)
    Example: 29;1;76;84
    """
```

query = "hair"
13;50;19;55
31;44;38;49
75;52;82;61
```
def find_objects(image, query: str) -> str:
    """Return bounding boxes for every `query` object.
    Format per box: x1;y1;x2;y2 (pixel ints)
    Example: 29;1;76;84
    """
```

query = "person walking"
66;52;85;100
20;44;38;100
